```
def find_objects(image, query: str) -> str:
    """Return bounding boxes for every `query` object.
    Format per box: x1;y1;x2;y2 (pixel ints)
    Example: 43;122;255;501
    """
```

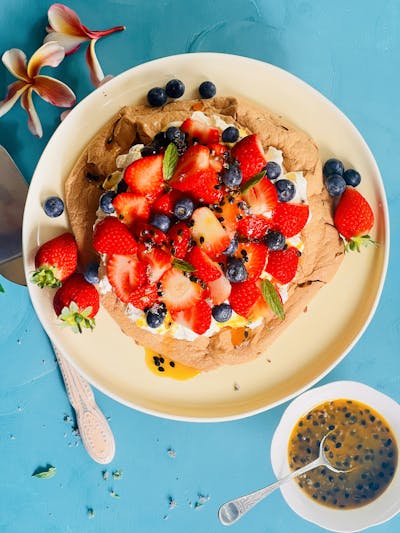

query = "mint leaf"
0;283;4;293
112;469;123;480
241;170;266;194
32;466;56;479
163;143;179;181
172;258;195;272
261;279;285;320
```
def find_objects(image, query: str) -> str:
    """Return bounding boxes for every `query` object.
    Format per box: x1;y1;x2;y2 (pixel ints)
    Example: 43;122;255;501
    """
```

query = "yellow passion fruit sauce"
288;399;398;509
145;348;199;380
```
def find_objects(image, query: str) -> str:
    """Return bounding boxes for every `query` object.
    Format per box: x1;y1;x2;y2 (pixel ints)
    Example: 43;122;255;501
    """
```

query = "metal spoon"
218;432;351;526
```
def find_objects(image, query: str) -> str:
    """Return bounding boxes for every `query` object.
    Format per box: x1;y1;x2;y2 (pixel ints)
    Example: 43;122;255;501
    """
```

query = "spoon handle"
52;342;116;464
218;457;322;526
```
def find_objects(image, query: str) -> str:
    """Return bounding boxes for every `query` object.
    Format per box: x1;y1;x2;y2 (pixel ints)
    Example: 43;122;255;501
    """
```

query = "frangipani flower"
44;3;125;87
0;41;75;137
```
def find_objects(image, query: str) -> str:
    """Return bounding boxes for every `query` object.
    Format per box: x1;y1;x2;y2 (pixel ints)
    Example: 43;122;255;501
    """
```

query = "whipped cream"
116;144;144;169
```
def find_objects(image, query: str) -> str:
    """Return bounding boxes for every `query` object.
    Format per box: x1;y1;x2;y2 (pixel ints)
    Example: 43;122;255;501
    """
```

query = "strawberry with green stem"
334;188;376;252
32;232;78;288
53;274;99;333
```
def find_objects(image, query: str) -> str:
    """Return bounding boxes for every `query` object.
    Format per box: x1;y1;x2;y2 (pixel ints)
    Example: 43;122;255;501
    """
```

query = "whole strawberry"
31;232;78;288
334;188;375;252
53;273;99;333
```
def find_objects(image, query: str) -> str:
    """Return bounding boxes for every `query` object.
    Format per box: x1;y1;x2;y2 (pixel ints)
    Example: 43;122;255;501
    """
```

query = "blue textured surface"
1;1;399;532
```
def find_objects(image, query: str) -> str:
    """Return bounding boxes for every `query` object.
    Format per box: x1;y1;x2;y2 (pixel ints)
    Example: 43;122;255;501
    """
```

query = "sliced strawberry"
273;203;309;238
170;144;210;183
170;145;222;203
180;118;220;145
139;247;172;283
208;143;228;172
208;272;231;305
161;268;203;312
237;215;271;239
152;189;185;216
247;294;270;321
171;299;212;335
265;246;300;284
168;222;192;259
93;217;138;255
191;207;231;258
231;134;266;183
242;177;278;215
229;280;262;318
124;154;164;201
186;247;222;282
235;242;268;280
107;254;147;303
113;192;150;226
133;222;168;246
211;193;245;238
172;167;223;204
129;283;159;310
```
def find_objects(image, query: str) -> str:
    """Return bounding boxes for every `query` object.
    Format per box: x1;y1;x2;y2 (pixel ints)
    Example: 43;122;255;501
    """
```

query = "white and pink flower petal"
85;39;105;87
20;88;43;138
44;31;88;55
47;3;87;37
33;75;76;107
0;80;29;117
2;49;29;81
27;41;66;78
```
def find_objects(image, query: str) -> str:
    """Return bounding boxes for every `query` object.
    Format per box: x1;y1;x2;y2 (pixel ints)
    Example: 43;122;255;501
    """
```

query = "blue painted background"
1;1;399;532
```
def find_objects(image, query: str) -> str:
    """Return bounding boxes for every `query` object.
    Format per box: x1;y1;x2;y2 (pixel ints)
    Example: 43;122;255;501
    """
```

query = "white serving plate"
23;53;389;421
271;381;400;531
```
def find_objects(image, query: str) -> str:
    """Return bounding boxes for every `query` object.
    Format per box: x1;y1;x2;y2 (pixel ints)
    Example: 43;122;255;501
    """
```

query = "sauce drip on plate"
288;398;398;509
145;348;199;380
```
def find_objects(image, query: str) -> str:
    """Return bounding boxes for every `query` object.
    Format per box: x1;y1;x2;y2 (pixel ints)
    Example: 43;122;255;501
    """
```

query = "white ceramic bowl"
270;381;400;532
23;54;389;421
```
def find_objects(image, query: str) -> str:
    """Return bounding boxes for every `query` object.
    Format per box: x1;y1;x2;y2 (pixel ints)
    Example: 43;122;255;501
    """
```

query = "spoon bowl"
218;432;351;526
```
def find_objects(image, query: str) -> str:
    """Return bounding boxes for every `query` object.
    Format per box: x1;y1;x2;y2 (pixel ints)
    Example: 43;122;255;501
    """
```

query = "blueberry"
323;158;344;177
165;126;187;155
212;303;233;323
173;197;194;220
153;131;168;147
147;87;167;107
222;164;242;188
199;81;216;99
343;168;361;187
43;196;64;217
325;174;347;197
275;179;296;202
265;230;286;251
99;191;116;214
165;126;184;143
150;213;171;233
222;126;239;143
146;304;167;328
165;79;185;99
117;179;128;193
225;258;247;283
141;144;159;157
265;161;281;180
84;261;100;284
223;235;239;255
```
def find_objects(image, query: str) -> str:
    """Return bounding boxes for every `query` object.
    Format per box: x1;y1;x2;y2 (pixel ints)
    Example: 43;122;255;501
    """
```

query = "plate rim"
22;52;390;422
